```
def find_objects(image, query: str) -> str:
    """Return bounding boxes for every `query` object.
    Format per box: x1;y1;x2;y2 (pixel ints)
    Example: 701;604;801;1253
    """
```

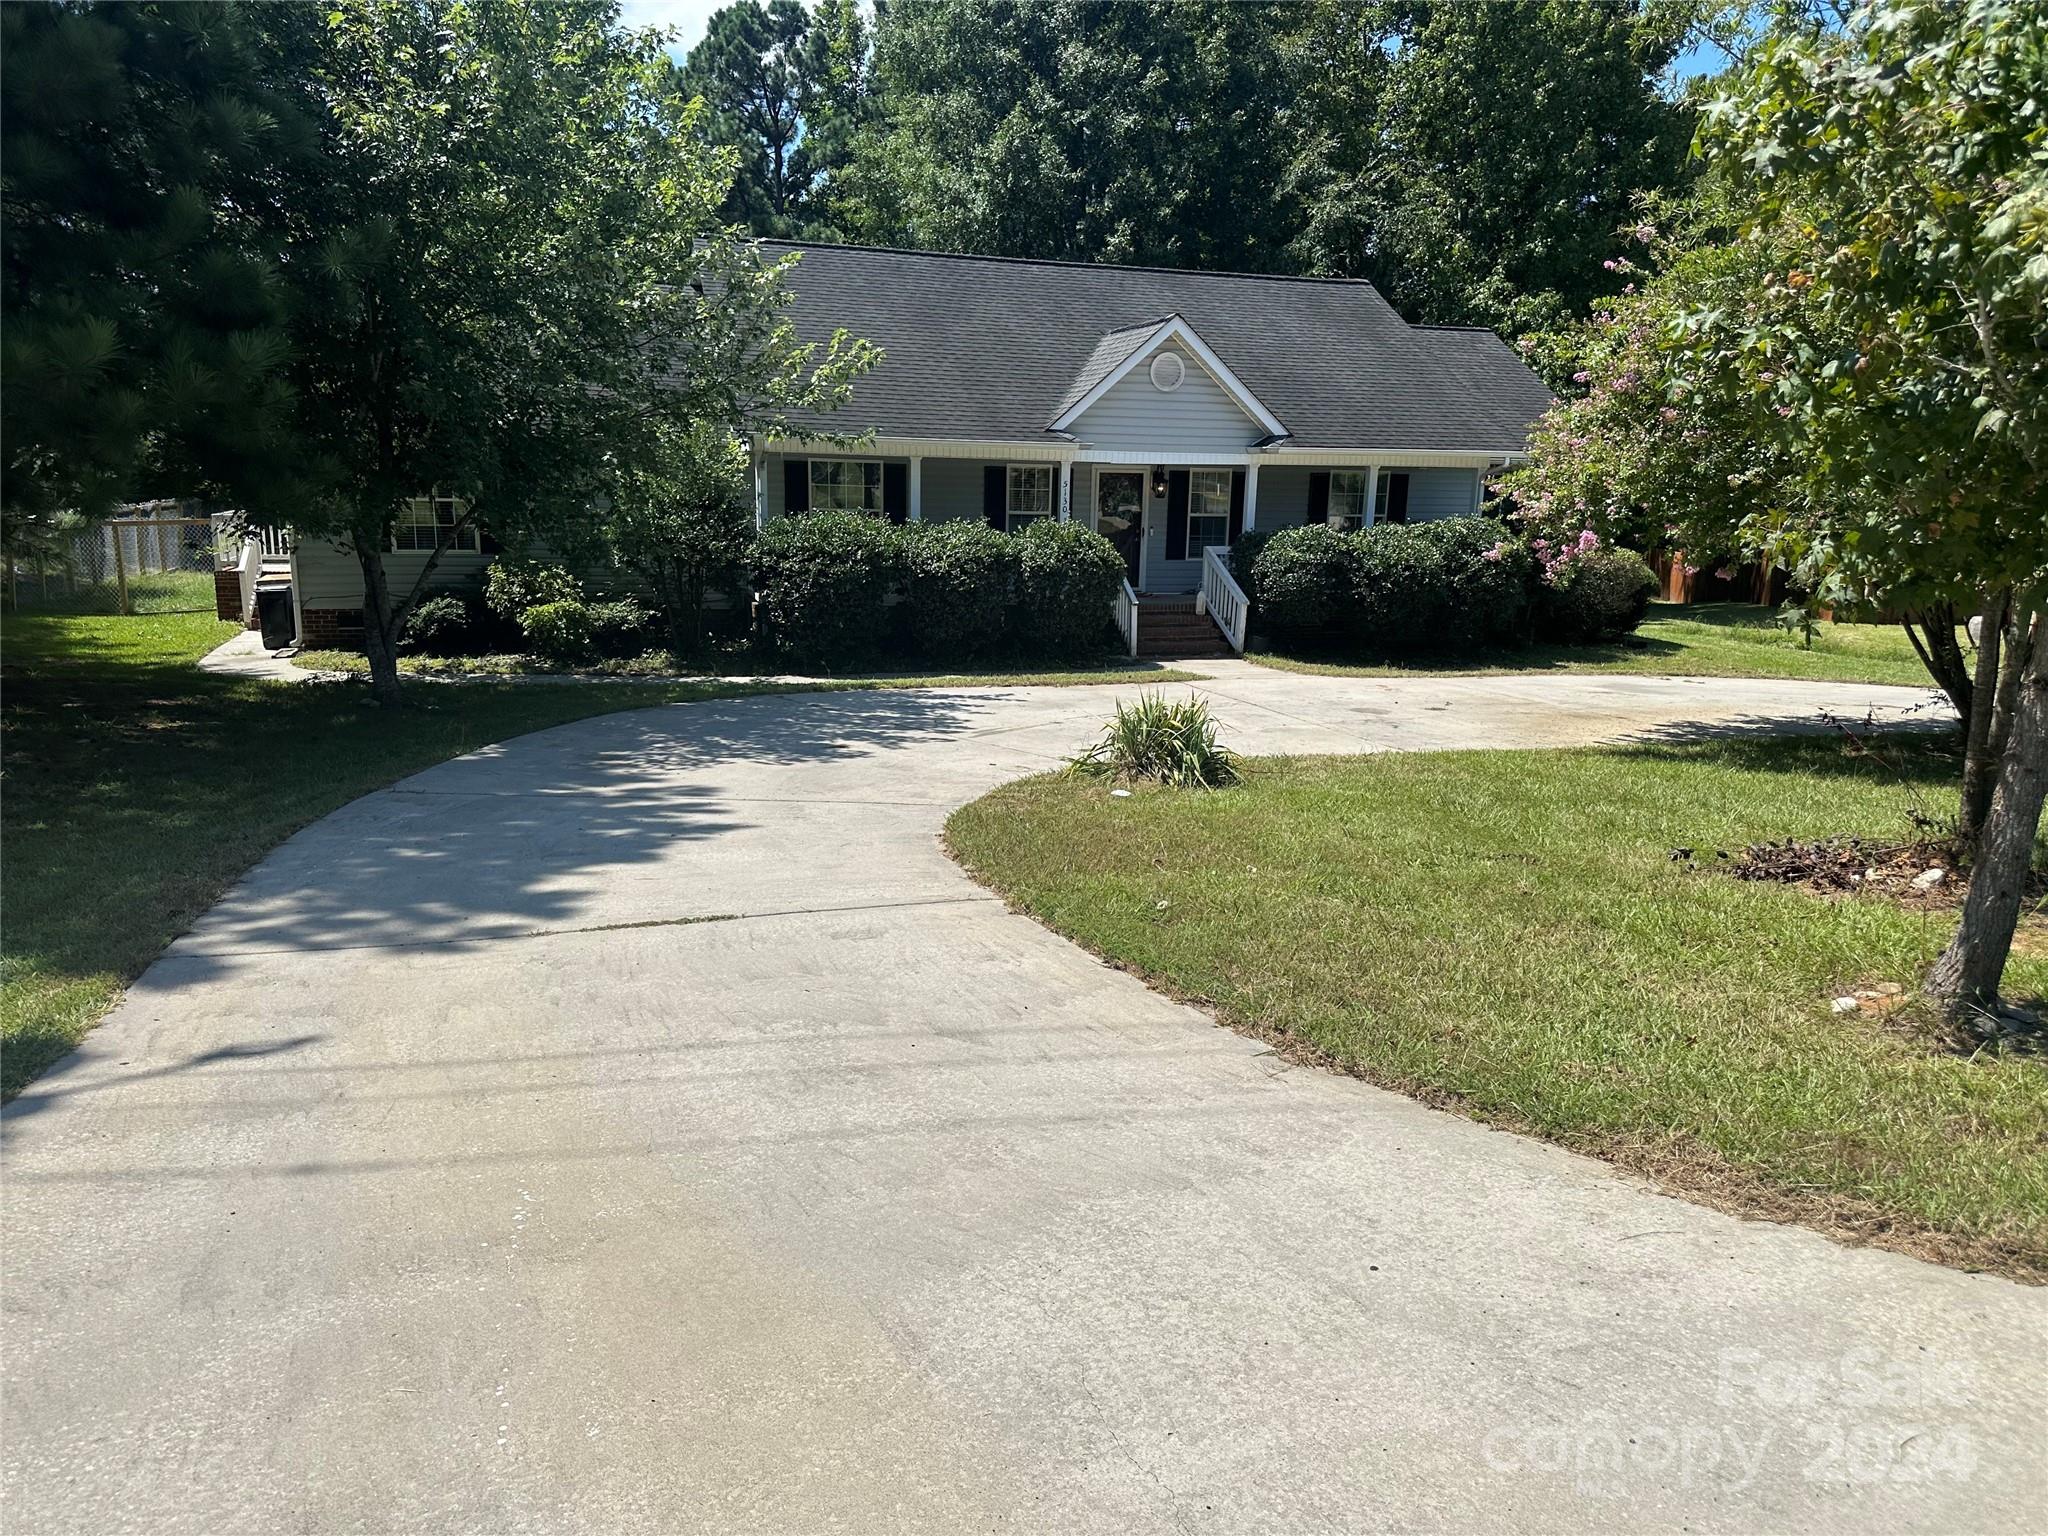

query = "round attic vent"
1149;351;1186;392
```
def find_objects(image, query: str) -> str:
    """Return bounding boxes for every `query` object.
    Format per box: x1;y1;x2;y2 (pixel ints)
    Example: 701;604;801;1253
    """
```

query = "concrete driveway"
5;668;2041;1534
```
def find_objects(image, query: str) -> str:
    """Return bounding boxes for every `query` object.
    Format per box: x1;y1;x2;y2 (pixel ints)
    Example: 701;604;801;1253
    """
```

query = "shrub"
586;597;658;659
1347;522;1453;652
1009;520;1126;658
903;520;1015;659
748;510;904;666
520;599;595;663
1539;546;1658;642
1229;528;1273;610
1414;517;1533;650
484;558;581;618
1250;524;1355;644
399;595;481;656
1069;693;1240;788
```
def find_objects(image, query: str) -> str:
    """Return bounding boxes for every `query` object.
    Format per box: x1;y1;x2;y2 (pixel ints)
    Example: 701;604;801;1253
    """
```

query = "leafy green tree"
601;428;758;655
1510;0;2048;1021
247;0;876;705
1286;0;1697;333
676;0;870;238
1;1;318;552
841;0;1298;270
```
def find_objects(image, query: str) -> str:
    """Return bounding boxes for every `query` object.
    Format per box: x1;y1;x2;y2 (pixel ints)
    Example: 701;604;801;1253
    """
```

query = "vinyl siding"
293;538;493;610
1065;349;1263;454
1244;464;1481;531
1404;467;1481;522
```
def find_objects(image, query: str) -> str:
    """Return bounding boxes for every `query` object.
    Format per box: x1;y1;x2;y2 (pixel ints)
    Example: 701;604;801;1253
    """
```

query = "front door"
1096;470;1144;585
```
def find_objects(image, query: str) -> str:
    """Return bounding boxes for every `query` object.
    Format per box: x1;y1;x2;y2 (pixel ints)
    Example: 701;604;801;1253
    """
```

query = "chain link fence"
3;503;232;615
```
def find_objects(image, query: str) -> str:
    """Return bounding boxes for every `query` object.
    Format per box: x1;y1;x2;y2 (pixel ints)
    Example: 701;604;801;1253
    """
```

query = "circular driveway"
5;667;2042;1533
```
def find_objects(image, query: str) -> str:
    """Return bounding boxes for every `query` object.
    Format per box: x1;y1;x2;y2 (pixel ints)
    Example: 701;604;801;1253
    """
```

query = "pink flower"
1603;260;1619;271
1482;543;1505;562
1659;407;1679;423
1572;371;1591;384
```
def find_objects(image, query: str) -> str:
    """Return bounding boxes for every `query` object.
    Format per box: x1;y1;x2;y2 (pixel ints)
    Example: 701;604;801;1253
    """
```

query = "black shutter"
783;459;810;513
1385;472;1410;525
1166;470;1190;561
1228;470;1245;544
983;465;1006;530
883;462;909;524
1307;471;1330;527
480;527;503;555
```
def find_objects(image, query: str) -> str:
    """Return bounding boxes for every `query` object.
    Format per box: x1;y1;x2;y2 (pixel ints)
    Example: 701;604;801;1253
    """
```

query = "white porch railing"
1200;546;1249;653
1114;578;1139;658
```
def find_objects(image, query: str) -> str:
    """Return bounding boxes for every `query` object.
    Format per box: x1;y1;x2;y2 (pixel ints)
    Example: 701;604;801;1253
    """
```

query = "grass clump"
1069;692;1239;788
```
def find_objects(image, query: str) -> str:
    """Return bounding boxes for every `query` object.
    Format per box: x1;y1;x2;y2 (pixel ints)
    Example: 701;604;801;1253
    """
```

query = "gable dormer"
1051;316;1287;453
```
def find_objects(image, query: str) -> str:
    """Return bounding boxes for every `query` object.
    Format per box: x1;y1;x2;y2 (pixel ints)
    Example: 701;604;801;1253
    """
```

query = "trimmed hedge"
749;510;905;666
1250;515;1645;657
1252;523;1356;642
1538;546;1658;642
520;600;595;663
586;597;658;659
1010;520;1125;658
903;520;1015;659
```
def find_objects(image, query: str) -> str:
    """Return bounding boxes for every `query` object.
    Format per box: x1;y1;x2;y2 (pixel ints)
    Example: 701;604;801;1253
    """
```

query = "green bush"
1413;517;1532;650
484;558;581;618
1009;520;1126;658
1250;524;1355;643
399;595;482;656
903;520;1015;659
748;510;904;666
586;597;658;659
520;599;595;663
1229;528;1273;610
1540;546;1659;642
1068;692;1240;788
1347;522;1452;652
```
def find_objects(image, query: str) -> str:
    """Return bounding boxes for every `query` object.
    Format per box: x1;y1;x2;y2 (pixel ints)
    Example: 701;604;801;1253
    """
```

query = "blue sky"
617;0;722;58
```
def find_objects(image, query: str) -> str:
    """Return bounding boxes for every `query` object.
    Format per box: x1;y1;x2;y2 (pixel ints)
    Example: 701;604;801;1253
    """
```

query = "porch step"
1135;604;1234;659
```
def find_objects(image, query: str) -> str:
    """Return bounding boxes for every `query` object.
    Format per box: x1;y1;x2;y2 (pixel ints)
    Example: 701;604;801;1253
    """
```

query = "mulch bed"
1671;835;1973;910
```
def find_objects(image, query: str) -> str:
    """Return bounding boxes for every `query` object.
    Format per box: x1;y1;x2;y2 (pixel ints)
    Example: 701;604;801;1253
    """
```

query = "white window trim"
392;493;479;554
1186;468;1232;556
1328;469;1370;531
1005;463;1054;532
808;457;885;515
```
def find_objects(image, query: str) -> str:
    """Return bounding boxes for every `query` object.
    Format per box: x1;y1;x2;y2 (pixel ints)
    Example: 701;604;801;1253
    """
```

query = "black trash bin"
255;583;295;650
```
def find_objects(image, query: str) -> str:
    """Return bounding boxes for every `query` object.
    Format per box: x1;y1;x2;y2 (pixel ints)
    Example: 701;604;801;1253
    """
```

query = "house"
281;241;1552;656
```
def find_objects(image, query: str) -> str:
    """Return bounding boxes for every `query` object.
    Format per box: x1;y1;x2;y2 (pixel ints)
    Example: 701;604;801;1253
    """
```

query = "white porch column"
752;450;768;531
1058;458;1074;522
1243;460;1261;531
1363;461;1382;527
909;455;924;522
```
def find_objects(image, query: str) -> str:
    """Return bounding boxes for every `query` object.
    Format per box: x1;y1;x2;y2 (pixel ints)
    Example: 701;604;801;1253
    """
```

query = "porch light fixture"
1150;465;1169;499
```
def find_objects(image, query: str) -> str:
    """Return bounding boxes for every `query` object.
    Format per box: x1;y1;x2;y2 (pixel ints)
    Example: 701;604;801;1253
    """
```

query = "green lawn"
1250;601;1946;688
947;740;2048;1279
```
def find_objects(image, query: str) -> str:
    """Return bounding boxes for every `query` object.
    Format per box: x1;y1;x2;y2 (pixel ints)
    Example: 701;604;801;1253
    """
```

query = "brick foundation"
214;568;243;621
299;606;366;651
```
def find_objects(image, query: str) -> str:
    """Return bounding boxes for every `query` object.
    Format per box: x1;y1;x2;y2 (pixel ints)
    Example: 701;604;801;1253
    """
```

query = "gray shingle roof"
1050;318;1171;421
758;241;1552;454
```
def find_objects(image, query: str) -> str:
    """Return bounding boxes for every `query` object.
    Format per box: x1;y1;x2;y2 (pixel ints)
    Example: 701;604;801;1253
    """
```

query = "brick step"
1139;639;1235;658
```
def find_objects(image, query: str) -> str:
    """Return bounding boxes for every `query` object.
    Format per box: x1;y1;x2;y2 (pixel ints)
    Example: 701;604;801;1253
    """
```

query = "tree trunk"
1928;614;2048;1019
357;545;404;708
1901;602;1972;723
1958;591;2008;852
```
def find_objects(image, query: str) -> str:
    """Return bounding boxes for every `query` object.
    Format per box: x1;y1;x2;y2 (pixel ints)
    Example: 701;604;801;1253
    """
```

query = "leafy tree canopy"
0;1;320;546
675;0;870;238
